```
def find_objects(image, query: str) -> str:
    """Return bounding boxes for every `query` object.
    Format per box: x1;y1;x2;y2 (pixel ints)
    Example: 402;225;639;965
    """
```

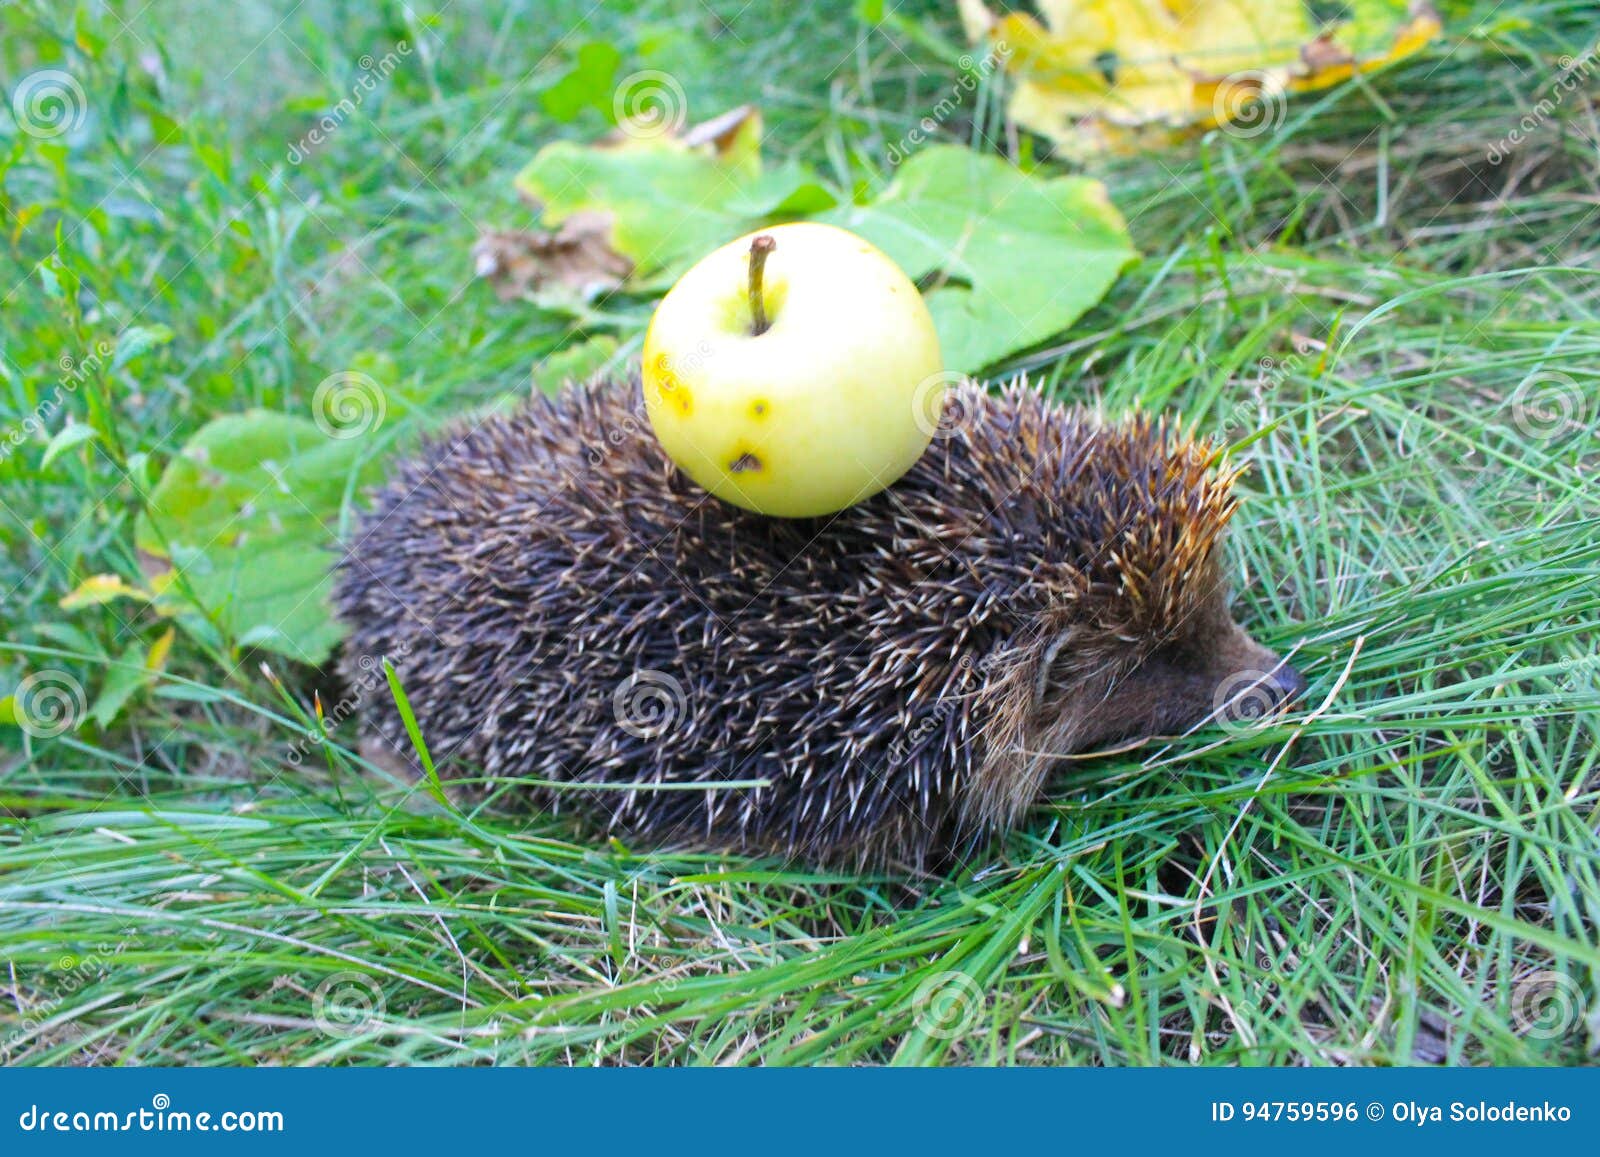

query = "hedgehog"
333;376;1304;869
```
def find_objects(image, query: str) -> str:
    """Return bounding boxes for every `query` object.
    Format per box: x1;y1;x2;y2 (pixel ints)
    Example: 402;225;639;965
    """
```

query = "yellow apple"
642;222;944;518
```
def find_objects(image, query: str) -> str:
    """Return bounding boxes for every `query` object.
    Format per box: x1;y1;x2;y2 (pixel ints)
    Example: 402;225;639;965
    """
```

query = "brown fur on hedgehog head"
959;405;1303;834
334;376;1304;869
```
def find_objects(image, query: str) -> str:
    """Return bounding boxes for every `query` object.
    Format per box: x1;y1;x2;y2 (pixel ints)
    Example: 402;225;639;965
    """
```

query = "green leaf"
515;124;1130;372
36;259;63;301
89;641;151;729
112;324;175;371
532;334;621;395
540;41;622;123
134;411;385;665
514;110;836;284
820;147;1138;373
39;422;98;469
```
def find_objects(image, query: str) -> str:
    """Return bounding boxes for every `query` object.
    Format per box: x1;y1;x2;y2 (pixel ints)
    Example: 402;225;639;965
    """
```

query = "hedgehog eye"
1154;640;1205;674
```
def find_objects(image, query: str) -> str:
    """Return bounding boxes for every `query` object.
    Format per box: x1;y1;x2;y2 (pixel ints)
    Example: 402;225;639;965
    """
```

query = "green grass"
2;0;1598;1065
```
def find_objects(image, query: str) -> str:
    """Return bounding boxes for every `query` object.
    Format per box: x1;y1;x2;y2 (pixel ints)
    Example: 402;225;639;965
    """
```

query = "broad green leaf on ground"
516;113;1135;373
959;0;1443;155
532;334;622;394
135;414;385;665
821;146;1138;372
514;107;836;287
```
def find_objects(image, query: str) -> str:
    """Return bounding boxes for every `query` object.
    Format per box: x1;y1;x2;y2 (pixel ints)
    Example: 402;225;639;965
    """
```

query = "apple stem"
748;234;776;336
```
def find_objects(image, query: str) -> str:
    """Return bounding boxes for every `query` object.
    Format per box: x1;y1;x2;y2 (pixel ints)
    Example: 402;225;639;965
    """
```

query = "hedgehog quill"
335;378;1304;869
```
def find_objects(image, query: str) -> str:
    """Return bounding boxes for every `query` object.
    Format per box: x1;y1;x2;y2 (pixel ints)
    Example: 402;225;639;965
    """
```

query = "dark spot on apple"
728;452;762;473
751;400;768;417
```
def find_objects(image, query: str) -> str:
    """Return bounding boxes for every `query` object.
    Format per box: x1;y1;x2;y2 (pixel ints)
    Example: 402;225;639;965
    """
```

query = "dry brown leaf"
675;103;761;154
960;0;1443;155
472;210;634;302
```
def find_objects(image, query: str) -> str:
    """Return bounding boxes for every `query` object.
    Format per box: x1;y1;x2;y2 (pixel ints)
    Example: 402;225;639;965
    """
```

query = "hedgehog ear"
1031;629;1077;704
1031;618;1143;710
1033;641;1196;756
964;630;1085;833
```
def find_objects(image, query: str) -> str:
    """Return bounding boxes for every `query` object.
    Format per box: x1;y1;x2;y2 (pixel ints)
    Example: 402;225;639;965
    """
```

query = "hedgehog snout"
1228;632;1305;707
1264;661;1307;704
1206;630;1307;724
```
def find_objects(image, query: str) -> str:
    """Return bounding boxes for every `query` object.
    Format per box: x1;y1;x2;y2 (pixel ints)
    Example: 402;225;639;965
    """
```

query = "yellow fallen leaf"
961;0;1442;155
145;625;176;673
59;573;151;610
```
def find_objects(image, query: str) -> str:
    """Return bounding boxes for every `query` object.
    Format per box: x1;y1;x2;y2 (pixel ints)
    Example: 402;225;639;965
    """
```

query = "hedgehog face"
1080;613;1302;750
1032;551;1304;755
1022;415;1304;757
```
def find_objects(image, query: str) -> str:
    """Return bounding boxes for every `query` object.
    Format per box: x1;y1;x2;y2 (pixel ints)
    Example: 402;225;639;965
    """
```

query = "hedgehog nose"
1267;662;1307;704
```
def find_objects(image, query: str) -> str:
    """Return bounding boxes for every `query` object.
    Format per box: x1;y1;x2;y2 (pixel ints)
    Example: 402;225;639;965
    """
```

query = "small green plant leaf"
514;108;836;286
89;640;154;729
134;411;385;665
112;324;176;371
39;422;98;469
540;40;623;123
821;146;1138;373
532;334;621;395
